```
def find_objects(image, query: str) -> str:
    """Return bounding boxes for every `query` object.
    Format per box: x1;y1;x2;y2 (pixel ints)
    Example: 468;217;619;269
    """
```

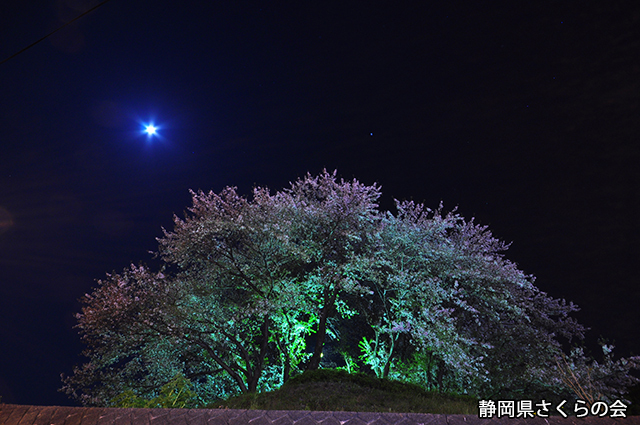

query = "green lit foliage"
276;170;382;370
269;311;316;383
61;170;640;407
156;185;306;394
389;349;444;392
62;170;380;406
111;374;199;408
356;202;491;389
62;187;302;404
337;351;360;374
354;199;638;400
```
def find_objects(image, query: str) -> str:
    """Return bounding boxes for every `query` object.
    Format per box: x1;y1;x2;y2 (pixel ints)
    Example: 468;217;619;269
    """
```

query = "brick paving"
0;405;637;425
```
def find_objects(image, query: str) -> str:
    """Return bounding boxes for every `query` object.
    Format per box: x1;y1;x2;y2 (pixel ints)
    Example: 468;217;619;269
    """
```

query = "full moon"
144;124;157;136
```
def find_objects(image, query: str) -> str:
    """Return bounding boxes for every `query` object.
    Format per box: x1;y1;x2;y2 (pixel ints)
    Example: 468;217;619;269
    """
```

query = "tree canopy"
61;170;640;407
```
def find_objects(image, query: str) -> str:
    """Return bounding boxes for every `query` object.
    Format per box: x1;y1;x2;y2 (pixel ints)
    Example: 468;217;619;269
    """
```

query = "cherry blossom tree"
60;265;203;405
155;185;304;393
274;170;382;370
61;170;640;407
62;170;381;405
354;199;636;402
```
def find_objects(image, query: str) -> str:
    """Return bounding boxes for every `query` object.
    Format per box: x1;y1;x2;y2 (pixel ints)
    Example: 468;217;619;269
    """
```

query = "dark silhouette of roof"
0;405;637;425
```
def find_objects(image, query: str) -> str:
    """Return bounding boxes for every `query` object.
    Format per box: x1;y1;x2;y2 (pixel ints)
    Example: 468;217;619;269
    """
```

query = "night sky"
1;0;639;407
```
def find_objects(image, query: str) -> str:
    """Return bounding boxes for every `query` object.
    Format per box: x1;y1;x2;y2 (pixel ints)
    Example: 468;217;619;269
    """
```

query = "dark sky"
1;0;638;407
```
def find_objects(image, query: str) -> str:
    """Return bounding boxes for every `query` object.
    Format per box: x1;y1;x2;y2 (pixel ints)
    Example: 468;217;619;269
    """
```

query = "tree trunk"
198;341;248;393
436;358;446;392
281;334;291;383
426;352;433;391
381;333;396;379
247;318;270;392
307;293;336;370
283;357;291;383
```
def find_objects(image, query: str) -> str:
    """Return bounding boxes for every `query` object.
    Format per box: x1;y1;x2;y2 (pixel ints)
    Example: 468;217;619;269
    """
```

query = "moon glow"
144;124;157;136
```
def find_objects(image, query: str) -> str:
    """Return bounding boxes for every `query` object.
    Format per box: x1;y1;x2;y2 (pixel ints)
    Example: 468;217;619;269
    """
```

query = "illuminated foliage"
552;341;640;406
275;170;382;370
357;202;486;385
355;200;640;401
111;374;199;408
62;170;380;405
60;265;194;405
357;200;588;397
61;170;640;406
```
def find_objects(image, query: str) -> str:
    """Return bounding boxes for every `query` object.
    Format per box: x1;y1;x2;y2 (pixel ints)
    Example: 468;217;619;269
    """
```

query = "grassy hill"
208;369;479;414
